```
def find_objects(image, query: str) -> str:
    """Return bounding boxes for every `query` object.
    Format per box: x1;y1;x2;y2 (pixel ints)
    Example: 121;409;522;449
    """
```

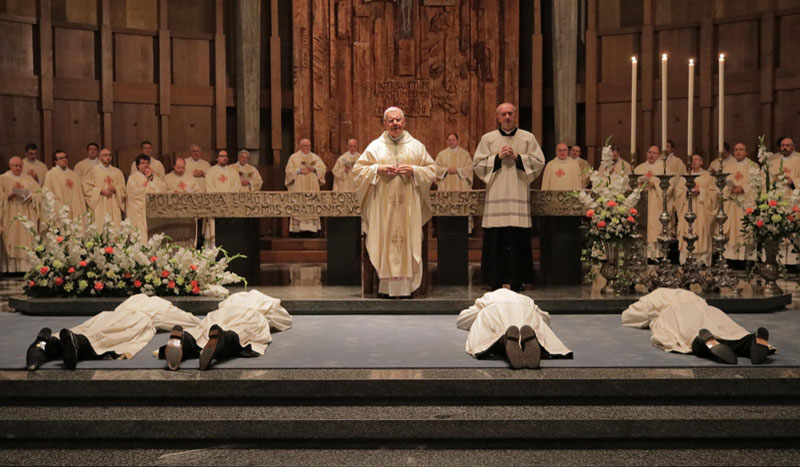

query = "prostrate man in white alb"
332;139;361;192
0;156;40;272
541;142;582;191
126;154;167;243
473;102;545;291
353;106;437;297
285;139;327;236
22;143;47;187
235;150;263;192
42;149;87;224
82;148;126;231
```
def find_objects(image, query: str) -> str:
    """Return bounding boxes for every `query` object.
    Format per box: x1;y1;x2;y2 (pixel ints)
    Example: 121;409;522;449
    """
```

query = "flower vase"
600;240;621;295
761;238;783;296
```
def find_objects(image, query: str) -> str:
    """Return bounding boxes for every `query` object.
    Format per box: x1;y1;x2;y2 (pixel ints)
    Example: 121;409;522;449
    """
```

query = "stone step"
2;404;798;440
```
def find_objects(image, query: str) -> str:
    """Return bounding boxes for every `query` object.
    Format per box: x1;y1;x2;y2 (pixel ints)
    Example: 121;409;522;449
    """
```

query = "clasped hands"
498;145;517;160
378;164;414;176
101;186;116;197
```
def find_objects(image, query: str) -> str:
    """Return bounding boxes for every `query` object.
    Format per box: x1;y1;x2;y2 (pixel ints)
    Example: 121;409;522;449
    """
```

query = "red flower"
190;280;198;288
79;260;87;267
190;264;198;271
789;216;795;222
192;286;201;295
28;280;35;287
769;200;778;207
40;266;49;274
167;280;175;289
94;281;104;291
607;200;617;207
745;208;754;215
629;208;638;215
67;267;75;274
56;236;64;243
123;272;132;279
161;269;170;278
627;216;635;223
104;246;113;254
149;256;158;263
585;209;595;218
756;220;764;228
133;280;142;288
793;206;800;212
55;277;64;286
597;221;607;228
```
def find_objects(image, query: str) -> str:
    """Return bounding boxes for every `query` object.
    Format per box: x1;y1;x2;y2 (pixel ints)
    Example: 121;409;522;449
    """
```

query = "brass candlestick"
680;174;703;288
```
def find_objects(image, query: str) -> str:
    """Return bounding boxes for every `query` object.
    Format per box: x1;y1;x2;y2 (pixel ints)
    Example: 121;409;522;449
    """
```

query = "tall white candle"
687;59;694;156
718;54;725;157
631;57;637;158
662;53;668;153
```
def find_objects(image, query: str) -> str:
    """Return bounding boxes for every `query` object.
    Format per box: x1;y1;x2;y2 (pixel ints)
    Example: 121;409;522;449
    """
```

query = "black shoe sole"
199;328;221;371
25;327;52;371
520;325;541;369
504;326;524;370
698;328;737;364
60;329;79;370
165;326;184;371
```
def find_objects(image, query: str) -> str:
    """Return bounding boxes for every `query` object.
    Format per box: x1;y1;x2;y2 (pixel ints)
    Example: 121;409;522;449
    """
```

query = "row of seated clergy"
0;146;262;273
24;287;774;372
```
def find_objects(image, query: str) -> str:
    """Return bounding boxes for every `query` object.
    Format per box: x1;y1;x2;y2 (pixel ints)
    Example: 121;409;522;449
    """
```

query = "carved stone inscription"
374;80;432;116
146;190;585;218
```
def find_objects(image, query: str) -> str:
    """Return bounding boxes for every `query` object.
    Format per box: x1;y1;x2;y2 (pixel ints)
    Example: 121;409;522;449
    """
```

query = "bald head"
555;143;569;160
8;157;22;176
174;157;186;175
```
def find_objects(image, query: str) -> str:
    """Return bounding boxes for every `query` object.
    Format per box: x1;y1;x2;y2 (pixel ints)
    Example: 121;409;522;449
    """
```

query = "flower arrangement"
575;140;645;288
18;191;244;298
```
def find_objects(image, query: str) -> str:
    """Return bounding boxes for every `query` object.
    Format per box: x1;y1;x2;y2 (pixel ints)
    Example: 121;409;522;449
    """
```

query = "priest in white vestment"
708;143;732;173
597;146;632;179
664;140;688;176
42;150;87;227
634;145;677;259
128;140;165;180
570;144;590;187
457;289;572;367
541;142;582;190
0;157;40;272
285;139;327;234
353;107;437;297
675;154;718;266
435;133;474;232
185;144;212;192
204;150;242;247
722;143;757;261
126;154;167;243
74;142;101;180
165;158;201;194
622;288;774;364
82;148;126;231
473;102;545;290
767;137;800;265
332;139;361;192
22;144;47;186
235;150;263;192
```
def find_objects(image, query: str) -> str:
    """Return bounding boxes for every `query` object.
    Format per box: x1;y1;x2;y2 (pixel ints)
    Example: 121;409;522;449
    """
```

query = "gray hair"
238;149;250;156
383;106;405;121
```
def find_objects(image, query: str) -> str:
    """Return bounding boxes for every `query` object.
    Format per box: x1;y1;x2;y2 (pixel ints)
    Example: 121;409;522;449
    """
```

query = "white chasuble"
457;288;572;358
165;171;201;194
353;131;437;297
126;171;167;243
74;157;100;180
203;165;241;247
721;158;757;260
434;147;473;191
541;157;582;191
43;166;87;223
675;170;718;265
23;158;47;186
129;158;166;180
185;157;212;192
83;165;126;231
622;288;749;354
597;158;632;179
767;152;800;264
634;161;676;257
285;151;326;232
236;162;263;192
0;172;40;272
332;151;360;192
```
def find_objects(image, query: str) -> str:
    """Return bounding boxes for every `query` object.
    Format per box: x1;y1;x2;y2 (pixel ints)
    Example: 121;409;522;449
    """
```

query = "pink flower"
94;281;104;291
40;266;49;274
28;280;35;287
67;267;75;274
133;280;142;288
149;256;158;263
629;208;638;215
104;246;113;254
167;280;175;289
745;208;754;215
79;260;87;267
56;236;64;243
756;220;764;228
161;269;170;278
769;200;778;207
585;209;595;218
793;206;800;212
597;221;607;228
607;200;617;207
627;216;635;223
55;277;64;286
190;264;198;271
190;280;198;288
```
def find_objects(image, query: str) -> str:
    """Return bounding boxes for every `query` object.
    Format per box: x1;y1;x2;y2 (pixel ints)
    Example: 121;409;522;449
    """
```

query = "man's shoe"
503;326;524;370
59;328;80;370
697;329;737;364
750;327;770;365
199;325;224;370
519;325;540;369
26;327;60;370
165;325;185;371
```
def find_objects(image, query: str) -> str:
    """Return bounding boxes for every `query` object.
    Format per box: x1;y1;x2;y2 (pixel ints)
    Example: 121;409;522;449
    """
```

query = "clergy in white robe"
0;157;40;272
457;288;572;359
664;141;689;176
332;139;361;192
708;144;732;173
634;145;676;259
597;146;632;179
285;139;327;233
42;150;87;226
722;143;757;261
165;158;201;194
128;141;165;180
235;150;263;192
473;102;545;290
622;288;774;360
767;138;800;264
184;144;212;192
82;148;126;231
126;155;168;243
541;142;582;191
675;155;718;266
570;145;591;187
203;150;241;247
74;142;101;180
435;133;474;232
353;107;437;297
22;144;47;186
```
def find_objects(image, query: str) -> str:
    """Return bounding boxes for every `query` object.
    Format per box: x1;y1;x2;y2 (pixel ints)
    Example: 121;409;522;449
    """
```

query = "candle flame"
719;53;725;60
689;58;694;65
662;53;668;60
632;56;637;63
